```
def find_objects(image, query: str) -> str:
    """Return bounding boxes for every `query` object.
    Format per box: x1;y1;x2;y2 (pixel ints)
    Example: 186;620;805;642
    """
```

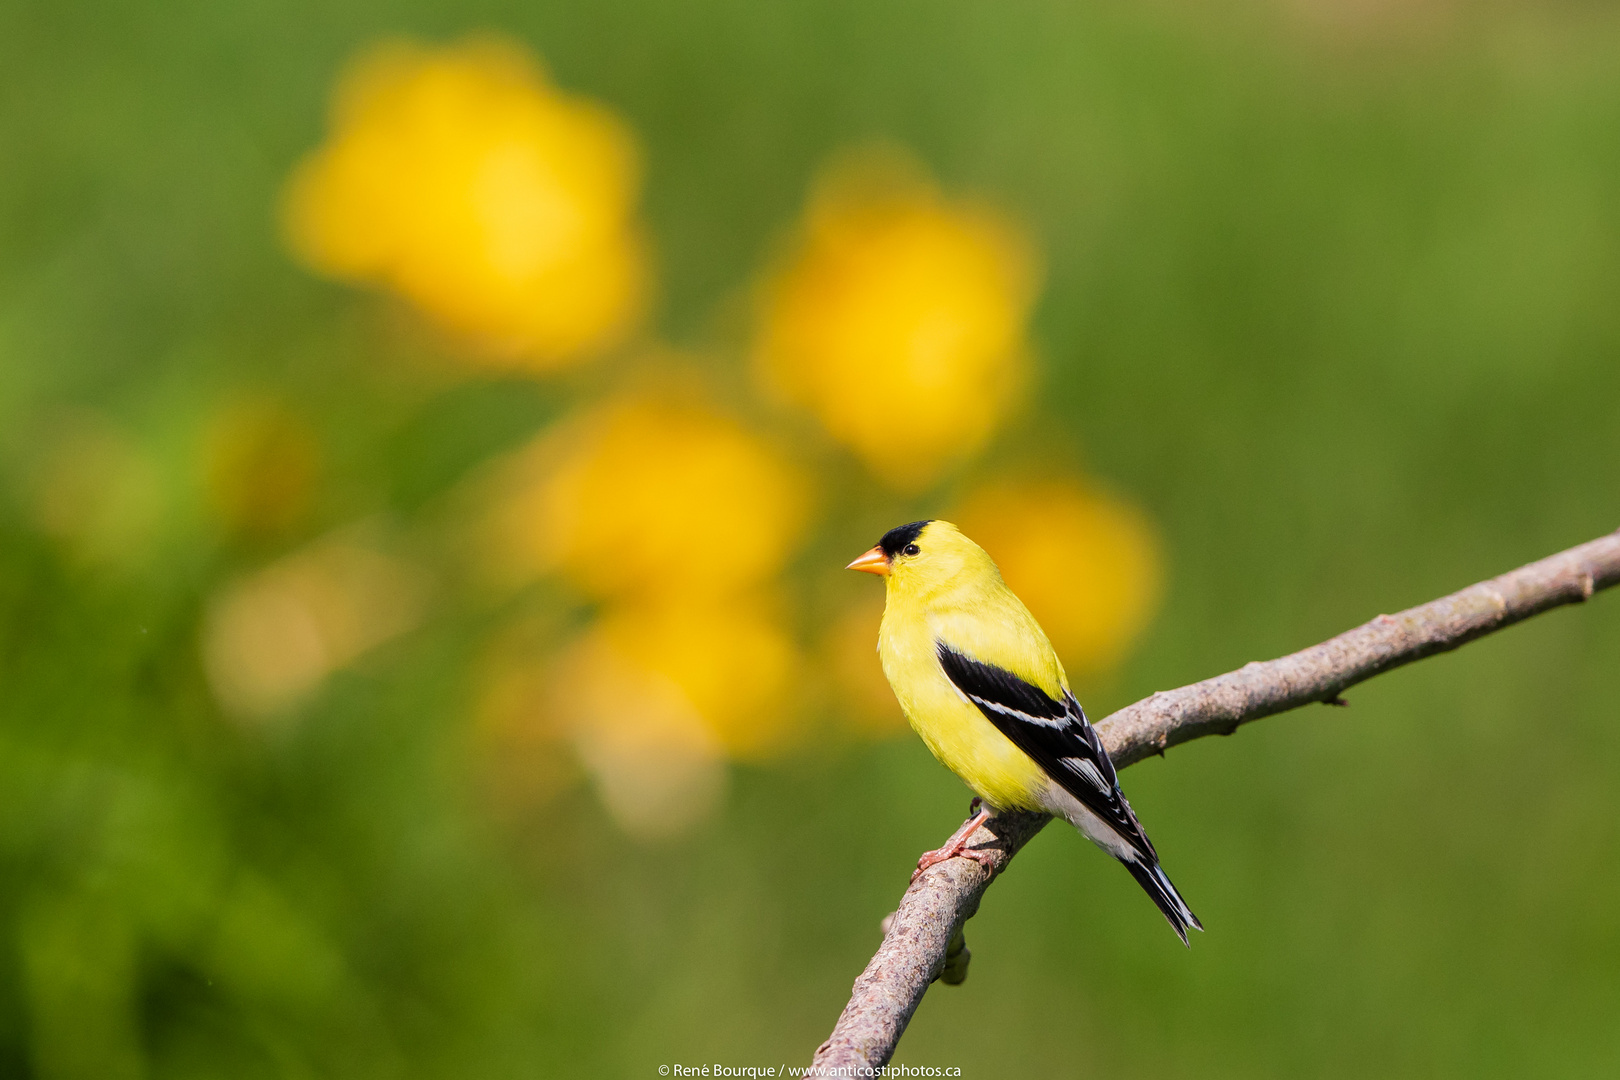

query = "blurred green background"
3;1;1620;1077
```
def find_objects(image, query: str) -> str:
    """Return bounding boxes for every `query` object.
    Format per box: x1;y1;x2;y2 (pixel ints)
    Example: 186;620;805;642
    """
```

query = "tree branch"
811;528;1620;1071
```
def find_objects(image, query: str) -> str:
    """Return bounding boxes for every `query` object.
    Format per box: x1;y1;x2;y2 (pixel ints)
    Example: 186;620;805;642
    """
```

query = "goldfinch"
849;519;1201;945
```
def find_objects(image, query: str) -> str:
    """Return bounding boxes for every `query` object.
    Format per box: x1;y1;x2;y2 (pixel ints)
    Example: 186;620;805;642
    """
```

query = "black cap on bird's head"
878;520;930;558
846;520;933;575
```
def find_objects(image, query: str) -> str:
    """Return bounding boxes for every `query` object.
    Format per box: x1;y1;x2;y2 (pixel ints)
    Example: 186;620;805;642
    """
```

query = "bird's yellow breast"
877;600;1050;811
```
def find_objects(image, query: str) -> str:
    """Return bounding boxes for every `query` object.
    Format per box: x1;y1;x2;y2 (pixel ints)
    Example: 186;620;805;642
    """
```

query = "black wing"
936;642;1157;863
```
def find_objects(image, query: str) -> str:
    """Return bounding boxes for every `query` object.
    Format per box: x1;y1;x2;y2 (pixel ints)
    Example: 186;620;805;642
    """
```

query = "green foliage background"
3;1;1619;1076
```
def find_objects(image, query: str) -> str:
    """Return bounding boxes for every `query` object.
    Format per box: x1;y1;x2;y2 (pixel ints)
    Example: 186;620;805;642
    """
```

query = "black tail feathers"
1124;858;1203;947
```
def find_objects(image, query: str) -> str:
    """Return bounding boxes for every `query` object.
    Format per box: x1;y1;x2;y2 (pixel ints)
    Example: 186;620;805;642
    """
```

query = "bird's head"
846;519;1000;602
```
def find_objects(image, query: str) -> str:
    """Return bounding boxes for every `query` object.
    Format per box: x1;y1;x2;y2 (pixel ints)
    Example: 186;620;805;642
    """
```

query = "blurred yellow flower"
754;149;1040;491
955;477;1164;673
472;383;812;831
545;594;803;837
821;595;907;738
483;389;810;599
599;596;802;760
547;620;727;840
282;36;646;370
202;524;429;720
202;396;321;541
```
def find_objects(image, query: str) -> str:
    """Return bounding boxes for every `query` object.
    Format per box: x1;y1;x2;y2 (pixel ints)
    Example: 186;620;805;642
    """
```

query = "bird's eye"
903;543;920;556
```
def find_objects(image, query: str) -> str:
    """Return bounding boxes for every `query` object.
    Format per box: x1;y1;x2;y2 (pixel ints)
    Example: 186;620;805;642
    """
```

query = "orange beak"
846;545;890;576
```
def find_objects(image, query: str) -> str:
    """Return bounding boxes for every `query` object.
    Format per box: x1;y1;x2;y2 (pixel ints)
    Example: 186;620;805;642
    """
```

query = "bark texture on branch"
812;529;1620;1072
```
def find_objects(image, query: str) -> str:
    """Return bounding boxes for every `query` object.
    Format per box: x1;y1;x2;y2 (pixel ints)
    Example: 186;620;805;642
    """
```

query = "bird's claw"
910;844;996;884
909;803;996;883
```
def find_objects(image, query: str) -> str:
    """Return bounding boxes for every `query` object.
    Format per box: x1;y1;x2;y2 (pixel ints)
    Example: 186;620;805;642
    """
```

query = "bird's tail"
1124;858;1203;947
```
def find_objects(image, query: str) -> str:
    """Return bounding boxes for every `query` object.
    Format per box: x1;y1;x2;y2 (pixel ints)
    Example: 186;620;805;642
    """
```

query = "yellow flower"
821;594;907;738
548;621;728;840
202;524;429;720
483;388;810;600
472;382;813;830
542;594;802;837
954;477;1164;673
594;596;803;761
754;149;1040;491
282;36;646;370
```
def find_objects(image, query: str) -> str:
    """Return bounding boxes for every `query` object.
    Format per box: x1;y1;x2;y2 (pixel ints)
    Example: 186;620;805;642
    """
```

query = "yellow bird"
849;519;1201;945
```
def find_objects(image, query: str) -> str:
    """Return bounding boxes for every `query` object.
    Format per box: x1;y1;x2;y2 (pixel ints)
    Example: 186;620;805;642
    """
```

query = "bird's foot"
909;806;994;883
910;844;996;883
